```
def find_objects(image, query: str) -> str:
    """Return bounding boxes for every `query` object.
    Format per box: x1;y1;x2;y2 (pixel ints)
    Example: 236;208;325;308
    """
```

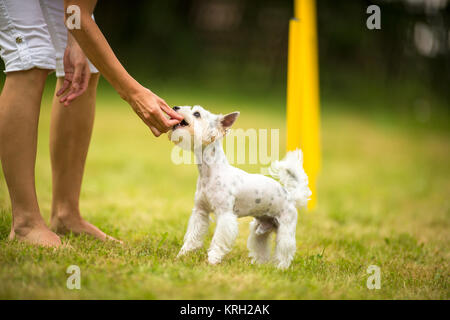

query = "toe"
106;235;123;244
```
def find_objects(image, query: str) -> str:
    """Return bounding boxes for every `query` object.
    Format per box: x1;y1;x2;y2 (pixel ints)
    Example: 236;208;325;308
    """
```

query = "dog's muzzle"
173;119;189;130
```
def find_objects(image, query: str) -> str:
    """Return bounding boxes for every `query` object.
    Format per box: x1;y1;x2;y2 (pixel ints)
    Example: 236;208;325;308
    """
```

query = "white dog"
169;106;311;269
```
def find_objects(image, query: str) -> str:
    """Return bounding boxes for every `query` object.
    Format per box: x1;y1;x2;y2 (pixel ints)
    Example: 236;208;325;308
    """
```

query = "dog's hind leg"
273;208;297;269
207;212;238;265
177;208;209;257
247;218;274;264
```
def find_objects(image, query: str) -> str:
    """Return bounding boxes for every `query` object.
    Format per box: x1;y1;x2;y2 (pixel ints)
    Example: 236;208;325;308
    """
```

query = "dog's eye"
193;111;201;118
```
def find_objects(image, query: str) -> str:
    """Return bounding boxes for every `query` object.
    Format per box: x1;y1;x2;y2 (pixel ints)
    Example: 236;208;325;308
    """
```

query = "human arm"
63;0;182;136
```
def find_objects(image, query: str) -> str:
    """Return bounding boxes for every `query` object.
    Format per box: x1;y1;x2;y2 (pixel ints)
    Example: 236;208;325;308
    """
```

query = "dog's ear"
220;112;239;131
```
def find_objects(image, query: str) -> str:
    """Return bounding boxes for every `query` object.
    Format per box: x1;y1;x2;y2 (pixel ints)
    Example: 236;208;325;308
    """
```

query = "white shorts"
0;0;98;76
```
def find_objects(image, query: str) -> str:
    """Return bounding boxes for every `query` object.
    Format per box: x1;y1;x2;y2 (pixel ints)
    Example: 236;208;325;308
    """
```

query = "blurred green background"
93;0;449;122
0;0;449;299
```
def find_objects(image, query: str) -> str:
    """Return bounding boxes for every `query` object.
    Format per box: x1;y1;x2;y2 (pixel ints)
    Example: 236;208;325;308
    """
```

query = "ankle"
12;212;47;235
51;203;81;221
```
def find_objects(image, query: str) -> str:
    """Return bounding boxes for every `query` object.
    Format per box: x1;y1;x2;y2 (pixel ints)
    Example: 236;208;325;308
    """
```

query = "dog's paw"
249;255;270;265
275;260;291;270
207;254;222;265
177;248;188;258
248;253;259;264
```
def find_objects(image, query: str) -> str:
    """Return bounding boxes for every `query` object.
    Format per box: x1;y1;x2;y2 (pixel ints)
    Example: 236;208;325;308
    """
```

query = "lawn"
0;78;449;299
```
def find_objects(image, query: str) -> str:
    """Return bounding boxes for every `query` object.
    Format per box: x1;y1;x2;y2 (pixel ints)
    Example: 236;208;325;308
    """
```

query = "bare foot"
9;222;62;247
50;213;122;244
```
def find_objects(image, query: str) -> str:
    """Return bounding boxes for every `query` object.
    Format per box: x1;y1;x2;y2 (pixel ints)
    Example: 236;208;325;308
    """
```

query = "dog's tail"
269;149;311;209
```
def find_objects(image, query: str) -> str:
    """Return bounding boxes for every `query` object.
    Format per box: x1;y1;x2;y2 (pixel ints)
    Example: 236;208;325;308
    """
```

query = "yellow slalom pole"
286;18;302;154
287;0;320;209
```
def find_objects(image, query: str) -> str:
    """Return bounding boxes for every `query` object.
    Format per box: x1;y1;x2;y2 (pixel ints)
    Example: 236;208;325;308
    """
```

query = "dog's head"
168;105;239;150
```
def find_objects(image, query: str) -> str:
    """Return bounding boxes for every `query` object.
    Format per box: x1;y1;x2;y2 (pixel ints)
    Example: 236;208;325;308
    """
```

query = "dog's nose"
173;106;180;111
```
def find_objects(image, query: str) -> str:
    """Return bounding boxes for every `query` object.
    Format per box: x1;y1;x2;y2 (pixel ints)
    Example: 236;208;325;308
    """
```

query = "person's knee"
85;72;100;96
89;73;100;87
56;72;100;91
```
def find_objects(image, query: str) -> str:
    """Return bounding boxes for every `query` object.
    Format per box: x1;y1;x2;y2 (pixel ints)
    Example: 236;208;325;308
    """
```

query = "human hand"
56;38;91;106
126;87;183;137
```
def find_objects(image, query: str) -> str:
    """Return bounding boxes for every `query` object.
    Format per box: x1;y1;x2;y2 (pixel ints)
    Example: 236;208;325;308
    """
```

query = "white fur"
269;149;312;209
171;106;311;269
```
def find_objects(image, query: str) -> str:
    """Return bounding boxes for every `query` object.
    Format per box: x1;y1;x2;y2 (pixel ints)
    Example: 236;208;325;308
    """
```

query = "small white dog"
169;106;311;269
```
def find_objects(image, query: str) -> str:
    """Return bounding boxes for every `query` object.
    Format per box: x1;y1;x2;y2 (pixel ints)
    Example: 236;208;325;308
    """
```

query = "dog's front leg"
177;208;209;258
207;212;238;265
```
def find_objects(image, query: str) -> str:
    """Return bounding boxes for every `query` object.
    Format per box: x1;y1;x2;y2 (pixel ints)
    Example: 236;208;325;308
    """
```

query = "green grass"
0;78;449;299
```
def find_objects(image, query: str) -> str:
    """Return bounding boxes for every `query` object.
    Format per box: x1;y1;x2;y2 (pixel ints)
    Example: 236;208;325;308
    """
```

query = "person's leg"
0;69;61;247
49;74;119;242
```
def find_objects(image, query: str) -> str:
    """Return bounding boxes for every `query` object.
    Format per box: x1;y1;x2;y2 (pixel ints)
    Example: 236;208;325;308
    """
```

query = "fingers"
149;125;161;137
59;65;81;104
160;103;184;121
64;66;91;106
155;99;182;128
131;89;182;137
137;109;164;135
143;111;175;135
59;64;91;106
56;79;71;97
144;117;162;137
142;100;180;133
153;107;180;132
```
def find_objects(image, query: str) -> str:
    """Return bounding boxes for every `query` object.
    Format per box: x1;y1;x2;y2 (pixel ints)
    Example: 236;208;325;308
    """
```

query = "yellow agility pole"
286;0;320;209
